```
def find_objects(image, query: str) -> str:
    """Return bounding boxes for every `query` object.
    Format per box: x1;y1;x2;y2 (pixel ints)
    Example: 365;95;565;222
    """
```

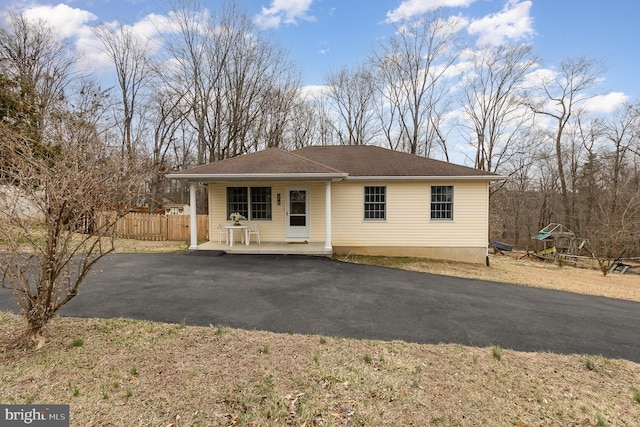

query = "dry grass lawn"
1;239;639;426
342;251;640;304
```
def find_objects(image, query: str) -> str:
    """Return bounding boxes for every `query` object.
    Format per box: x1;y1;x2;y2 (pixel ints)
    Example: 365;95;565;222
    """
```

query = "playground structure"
490;223;640;274
530;223;588;258
521;223;639;274
608;249;634;274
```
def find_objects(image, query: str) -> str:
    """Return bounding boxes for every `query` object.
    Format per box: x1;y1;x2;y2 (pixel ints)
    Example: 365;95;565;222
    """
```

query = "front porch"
184;180;334;254
196;241;332;256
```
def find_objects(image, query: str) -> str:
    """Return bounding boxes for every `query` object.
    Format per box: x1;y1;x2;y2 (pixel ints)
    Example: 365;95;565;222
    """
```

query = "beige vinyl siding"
205;179;489;263
307;182;327;242
208;182;327;243
331;180;489;248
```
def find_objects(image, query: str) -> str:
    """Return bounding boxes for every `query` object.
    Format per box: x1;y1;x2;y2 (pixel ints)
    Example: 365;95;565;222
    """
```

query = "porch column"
324;180;332;252
189;182;198;250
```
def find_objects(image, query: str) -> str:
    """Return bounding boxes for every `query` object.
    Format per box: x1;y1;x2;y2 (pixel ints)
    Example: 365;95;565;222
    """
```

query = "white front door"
285;188;309;241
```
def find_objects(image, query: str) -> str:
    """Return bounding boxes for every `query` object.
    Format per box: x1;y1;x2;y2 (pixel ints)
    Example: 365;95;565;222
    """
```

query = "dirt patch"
112;238;188;253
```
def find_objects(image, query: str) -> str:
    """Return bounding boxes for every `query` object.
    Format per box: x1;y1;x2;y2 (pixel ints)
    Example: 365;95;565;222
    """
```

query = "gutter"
344;175;508;181
165;172;349;181
165;173;507;182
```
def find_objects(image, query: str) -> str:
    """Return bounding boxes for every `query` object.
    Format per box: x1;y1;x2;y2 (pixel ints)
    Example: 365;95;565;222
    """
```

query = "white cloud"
22;3;96;38
17;4;110;74
131;13;172;40
386;0;476;23
520;67;626;121
18;4;169;75
468;0;534;47
299;85;326;100
254;13;281;29
254;0;315;29
74;15;167;75
74;26;114;74
522;67;555;89
584;92;629;113
440;14;470;34
445;58;475;80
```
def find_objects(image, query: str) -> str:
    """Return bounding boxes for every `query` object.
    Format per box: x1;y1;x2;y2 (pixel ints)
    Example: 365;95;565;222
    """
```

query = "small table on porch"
225;224;249;247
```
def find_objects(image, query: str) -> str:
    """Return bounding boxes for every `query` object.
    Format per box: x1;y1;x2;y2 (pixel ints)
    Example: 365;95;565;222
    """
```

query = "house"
166;145;505;264
164;203;191;215
0;184;44;220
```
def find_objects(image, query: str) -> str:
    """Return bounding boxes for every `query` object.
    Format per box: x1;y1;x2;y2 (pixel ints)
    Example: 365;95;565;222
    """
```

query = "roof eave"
344;175;507;181
165;173;348;182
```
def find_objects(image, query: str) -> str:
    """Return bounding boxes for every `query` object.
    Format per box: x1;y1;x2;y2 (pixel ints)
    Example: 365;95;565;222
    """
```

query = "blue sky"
3;0;639;108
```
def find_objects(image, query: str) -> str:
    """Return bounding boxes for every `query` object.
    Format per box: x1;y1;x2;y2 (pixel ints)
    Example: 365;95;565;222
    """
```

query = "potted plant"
229;212;245;226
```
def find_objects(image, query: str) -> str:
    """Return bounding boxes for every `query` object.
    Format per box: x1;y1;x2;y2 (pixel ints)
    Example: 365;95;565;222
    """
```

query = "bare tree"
601;102;640;197
525;56;604;229
0;87;140;348
250;83;301;150
573;115;604;234
460;45;537;172
95;23;154;168
311;94;342;146
158;1;299;164
0;12;76;147
158;0;230;164
580;102;640;268
284;98;323;149
220;14;300;156
165;119;199;204
146;89;189;211
323;65;378;145
370;12;460;157
587;182;640;274
489;128;543;246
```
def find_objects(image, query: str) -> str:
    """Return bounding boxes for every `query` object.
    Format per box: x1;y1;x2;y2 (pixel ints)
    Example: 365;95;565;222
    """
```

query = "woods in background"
1;2;639;257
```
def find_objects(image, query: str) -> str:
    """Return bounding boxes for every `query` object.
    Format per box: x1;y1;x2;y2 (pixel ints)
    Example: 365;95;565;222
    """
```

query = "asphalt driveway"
1;252;639;362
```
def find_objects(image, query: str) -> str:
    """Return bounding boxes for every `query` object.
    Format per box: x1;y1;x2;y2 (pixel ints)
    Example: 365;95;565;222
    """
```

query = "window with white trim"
364;186;386;220
430;185;453;220
250;187;272;219
226;187;272;220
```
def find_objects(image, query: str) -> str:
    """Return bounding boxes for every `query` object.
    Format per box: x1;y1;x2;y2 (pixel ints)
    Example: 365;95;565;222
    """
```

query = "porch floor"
196;241;332;256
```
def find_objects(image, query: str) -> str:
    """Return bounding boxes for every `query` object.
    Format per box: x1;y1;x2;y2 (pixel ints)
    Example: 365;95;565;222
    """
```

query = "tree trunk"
554;119;573;229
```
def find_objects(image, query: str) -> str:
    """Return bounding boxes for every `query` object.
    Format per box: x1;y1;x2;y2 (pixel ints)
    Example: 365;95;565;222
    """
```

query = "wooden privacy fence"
97;212;209;241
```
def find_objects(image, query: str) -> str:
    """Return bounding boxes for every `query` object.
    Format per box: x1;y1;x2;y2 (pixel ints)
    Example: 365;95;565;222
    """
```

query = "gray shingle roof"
292;145;497;177
168;148;344;176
